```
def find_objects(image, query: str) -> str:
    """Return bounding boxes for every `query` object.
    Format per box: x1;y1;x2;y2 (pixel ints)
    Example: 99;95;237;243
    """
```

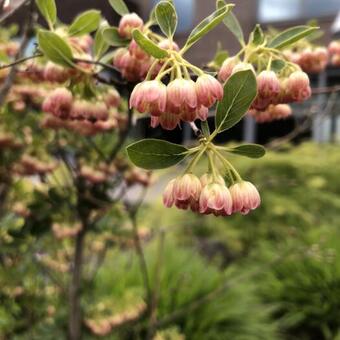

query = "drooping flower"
218;57;238;82
166;79;198;115
130;80;167;116
229;181;261;215
195;74;223;108
42;88;73;119
252;70;281;110
118;13;143;39
199;182;233;216
285;71;311;102
163;174;202;211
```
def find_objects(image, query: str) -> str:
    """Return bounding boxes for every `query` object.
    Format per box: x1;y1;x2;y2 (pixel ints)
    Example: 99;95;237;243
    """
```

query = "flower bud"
331;54;340;66
130;80;167;116
229;181;261;215
44;62;75;83
199;183;232;216
104;89;121;108
196;74;223;108
42;88;73;119
328;41;340;55
173;174;202;202
163;179;176;207
218;57;238;82
252;70;281;110
232;62;255;75
158;39;180;51
118;13;143;39
285;71;311;102
200;173;225;187
167;79;197;115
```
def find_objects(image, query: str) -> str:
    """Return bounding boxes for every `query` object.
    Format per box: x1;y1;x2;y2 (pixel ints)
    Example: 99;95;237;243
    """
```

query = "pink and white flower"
42;88;73;119
195;74;223;108
166;79;198;115
118;13;143;39
229;181;261;215
199;183;232;216
130;80;167;116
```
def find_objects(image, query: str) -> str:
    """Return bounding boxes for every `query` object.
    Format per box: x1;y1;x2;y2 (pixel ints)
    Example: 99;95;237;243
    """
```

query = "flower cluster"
284;47;328;74
163;173;260;216
130;74;222;130
249;104;292;123
41;86;121;136
219;59;311;114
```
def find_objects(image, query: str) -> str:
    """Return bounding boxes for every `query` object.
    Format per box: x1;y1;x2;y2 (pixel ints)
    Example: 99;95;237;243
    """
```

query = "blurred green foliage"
2;143;340;339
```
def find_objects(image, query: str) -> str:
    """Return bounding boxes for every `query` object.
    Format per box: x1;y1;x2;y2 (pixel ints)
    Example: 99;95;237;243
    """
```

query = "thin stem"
0;52;42;70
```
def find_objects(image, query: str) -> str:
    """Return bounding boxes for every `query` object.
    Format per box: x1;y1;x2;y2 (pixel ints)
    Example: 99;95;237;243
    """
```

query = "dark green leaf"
217;0;244;45
132;29;169;59
215;70;257;133
268;25;319;49
35;0;57;28
102;27;130;47
250;24;264;45
68;10;101;37
108;0;129;16
126;139;188;170
155;1;178;38
94;26;110;59
38;30;74;67
185;4;233;49
228;144;266;158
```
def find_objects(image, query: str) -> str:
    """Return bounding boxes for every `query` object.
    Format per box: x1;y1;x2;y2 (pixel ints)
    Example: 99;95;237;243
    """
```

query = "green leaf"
250;24;264;45
94;26;110;59
185;4;233;50
155;1;178;38
102;27;130;47
271;59;286;73
132;29;169;59
268;25;319;49
126;139;188;170
68;10;101;37
228;144;266;159
108;0;129;16
217;0;244;45
35;0;57;29
37;30;74;67
215;70;257;133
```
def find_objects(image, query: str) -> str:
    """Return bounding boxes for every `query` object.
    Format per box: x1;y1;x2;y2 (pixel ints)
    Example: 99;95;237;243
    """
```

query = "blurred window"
151;0;195;33
258;0;340;23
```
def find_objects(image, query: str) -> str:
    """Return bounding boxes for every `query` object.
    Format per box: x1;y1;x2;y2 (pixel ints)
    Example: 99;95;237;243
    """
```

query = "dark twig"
0;52;42;70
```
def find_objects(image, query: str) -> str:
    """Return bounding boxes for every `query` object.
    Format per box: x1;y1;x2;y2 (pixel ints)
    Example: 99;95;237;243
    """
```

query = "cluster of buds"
249;104;292;123
113;13;151;81
284;47;329;74
52;222;82;240
163;173;260;216
8;84;49;112
41;86;122;135
219;59;311;115
130;74;222;130
13;155;57;176
85;303;146;337
328;41;340;66
125;168;152;187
